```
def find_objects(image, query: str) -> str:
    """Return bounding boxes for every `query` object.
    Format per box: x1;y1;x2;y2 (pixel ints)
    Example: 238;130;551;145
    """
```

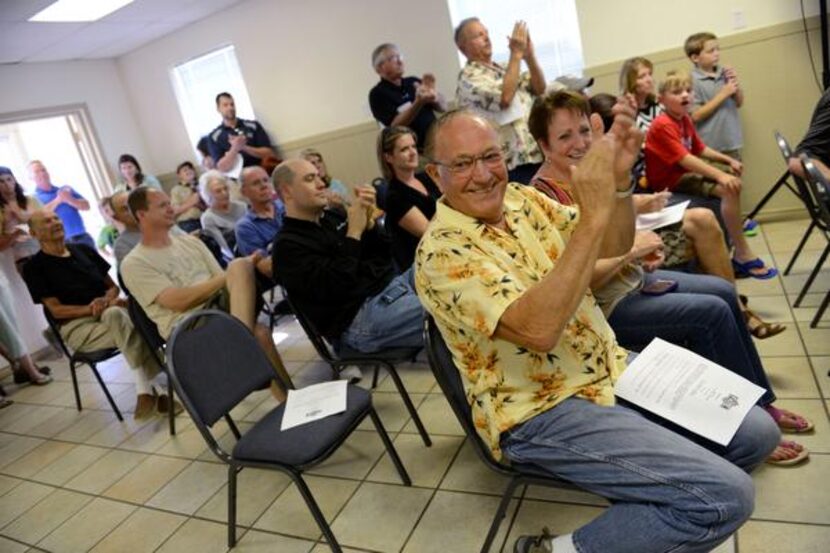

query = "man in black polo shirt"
207;92;279;176
23;210;168;419
271;159;424;353
368;43;446;152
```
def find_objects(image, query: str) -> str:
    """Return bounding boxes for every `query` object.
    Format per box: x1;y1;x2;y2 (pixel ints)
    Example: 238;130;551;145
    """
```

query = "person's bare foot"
766;440;809;466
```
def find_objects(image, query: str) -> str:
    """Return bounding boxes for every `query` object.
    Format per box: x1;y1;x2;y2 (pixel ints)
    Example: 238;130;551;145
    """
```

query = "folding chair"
772;132;823;275
796;155;830;328
166;309;411;550
284;292;432;447
745;130;809;221
42;308;123;421
424;316;583;553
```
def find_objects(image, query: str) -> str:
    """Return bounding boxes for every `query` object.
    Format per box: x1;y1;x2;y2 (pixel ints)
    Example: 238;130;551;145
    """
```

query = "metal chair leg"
481;478;522;553
369;408;411;486
371;365;380;389
167;378;176;435
784;221;816;275
293;473;343;553
810;289;830;328
89;363;123;421
227;464;238;547
69;360;82;412
382;361;431;447
794;244;830;307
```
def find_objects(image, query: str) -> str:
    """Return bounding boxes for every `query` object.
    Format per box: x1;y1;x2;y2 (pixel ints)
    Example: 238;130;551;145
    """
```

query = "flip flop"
765;405;814;433
13;366;52;384
732;258;778;280
0;397;13;410
744;308;786;339
743;219;759;237
765;440;809;466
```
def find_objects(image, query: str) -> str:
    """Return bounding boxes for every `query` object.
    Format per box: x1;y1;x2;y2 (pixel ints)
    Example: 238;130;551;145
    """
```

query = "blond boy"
685;32;744;159
644;71;775;279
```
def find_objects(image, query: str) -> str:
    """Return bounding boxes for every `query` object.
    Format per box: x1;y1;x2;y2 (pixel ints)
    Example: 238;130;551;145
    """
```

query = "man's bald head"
272;158;327;218
240;165;273;206
29;209;64;243
110;191;137;229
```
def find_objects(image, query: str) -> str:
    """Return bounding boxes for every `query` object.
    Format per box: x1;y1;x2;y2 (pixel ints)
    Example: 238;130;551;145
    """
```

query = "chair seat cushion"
233;385;371;466
74;348;120;364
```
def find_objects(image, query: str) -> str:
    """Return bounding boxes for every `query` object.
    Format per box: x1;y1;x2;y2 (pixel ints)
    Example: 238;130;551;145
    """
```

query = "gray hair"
198;169;228;206
454;17;480;48
371;43;398;68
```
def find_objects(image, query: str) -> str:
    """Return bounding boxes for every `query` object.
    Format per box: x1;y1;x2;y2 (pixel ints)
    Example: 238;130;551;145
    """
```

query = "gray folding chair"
165;309;411;551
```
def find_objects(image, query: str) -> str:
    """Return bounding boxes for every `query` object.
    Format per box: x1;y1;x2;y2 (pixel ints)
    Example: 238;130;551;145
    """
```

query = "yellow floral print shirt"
415;184;628;459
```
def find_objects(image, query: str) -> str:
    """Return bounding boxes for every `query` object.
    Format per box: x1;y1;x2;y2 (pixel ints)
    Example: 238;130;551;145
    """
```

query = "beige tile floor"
0;216;828;553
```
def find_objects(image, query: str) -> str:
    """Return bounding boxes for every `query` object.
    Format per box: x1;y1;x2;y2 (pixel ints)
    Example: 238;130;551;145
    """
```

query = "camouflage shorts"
656;222;692;268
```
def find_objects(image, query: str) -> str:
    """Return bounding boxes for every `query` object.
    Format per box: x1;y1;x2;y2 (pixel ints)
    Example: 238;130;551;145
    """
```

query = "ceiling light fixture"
29;0;136;22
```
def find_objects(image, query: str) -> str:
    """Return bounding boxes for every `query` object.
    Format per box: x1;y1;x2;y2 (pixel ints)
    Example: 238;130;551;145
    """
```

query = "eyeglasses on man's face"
430;148;506;177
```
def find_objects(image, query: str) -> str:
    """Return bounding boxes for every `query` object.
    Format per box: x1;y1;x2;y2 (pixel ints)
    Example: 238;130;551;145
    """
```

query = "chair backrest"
423;316;514;475
774;130;794;161
800;154;830;227
165;309;274;428
282;289;337;363
40;307;73;359
775;132;822;219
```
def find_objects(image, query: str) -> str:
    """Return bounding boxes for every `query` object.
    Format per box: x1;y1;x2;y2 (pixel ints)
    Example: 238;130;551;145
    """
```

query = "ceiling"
0;0;247;64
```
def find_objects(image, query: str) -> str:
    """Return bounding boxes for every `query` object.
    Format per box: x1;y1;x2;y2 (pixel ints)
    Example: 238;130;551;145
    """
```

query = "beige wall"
575;0;820;67
587;17;824;214
116;0;460;175
0;59;149;186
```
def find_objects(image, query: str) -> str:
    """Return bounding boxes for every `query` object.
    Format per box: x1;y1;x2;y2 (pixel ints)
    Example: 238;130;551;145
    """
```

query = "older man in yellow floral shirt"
416;108;778;553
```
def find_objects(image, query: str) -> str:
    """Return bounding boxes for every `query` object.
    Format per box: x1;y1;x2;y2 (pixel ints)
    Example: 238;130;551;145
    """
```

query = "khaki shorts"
674;173;719;198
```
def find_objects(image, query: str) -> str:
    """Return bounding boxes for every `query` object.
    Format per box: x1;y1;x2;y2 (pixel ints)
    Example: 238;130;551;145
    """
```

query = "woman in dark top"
377;126;441;270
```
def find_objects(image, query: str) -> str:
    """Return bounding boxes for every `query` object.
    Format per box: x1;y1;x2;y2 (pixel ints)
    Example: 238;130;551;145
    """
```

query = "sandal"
0;397;12;410
764;405;814;433
13;365;52;384
732;258;778;280
743;219;759;237
766;440;809;466
744;308;786;339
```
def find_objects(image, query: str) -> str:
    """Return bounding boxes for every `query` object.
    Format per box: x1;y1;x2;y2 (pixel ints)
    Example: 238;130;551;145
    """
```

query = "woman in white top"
198;170;247;255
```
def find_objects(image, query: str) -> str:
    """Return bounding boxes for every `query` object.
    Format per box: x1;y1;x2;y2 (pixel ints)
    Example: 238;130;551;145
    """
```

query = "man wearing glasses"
368;43;446;152
272;158;424;353
416;109;778;553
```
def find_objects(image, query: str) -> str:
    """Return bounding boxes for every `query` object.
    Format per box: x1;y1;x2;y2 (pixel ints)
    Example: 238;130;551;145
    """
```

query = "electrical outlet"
732;9;747;30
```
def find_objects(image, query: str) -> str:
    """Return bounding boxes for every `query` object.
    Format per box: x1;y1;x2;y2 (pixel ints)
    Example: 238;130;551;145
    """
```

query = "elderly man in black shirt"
272;159;423;352
23;210;167;419
368;43;445;152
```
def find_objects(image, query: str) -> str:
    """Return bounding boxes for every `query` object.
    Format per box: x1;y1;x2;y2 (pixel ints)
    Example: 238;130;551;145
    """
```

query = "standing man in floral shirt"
454;18;546;183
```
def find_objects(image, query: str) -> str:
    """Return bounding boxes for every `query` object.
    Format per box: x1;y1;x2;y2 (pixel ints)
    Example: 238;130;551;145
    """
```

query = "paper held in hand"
615;338;765;446
281;380;348;431
635;201;690;232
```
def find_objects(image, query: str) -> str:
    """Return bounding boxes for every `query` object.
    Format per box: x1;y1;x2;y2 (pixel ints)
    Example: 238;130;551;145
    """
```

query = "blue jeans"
501;398;779;553
608;270;775;405
66;232;96;250
340;268;424;353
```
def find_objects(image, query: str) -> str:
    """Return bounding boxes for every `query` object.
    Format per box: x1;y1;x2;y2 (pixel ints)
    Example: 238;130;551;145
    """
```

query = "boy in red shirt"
645;71;776;279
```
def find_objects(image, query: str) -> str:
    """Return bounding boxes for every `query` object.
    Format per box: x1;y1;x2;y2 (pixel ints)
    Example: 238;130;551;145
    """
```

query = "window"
446;0;584;81
170;45;255;155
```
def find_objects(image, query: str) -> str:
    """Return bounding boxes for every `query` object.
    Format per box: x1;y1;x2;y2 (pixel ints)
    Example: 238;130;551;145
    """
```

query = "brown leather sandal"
744;307;786;339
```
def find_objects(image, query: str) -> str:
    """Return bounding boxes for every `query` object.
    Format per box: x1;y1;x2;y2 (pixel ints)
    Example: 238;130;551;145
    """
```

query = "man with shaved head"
272;158;423;353
23;209;166;419
415;110;778;552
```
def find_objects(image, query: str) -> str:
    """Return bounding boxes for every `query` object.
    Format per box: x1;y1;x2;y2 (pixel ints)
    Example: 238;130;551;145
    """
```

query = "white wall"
117;0;460;173
0;59;150;180
576;0;821;66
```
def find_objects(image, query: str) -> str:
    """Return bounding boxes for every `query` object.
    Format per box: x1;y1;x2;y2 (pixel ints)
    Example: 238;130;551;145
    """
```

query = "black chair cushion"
233;385;371;466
